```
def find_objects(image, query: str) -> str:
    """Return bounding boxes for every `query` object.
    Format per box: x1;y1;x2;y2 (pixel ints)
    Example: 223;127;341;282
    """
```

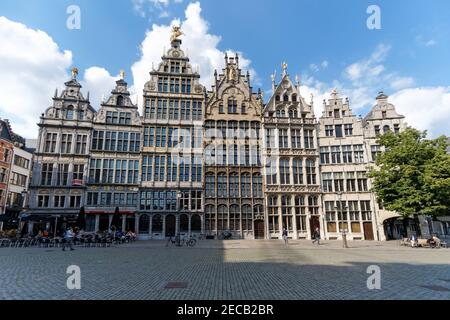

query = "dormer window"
383;125;390;133
228;99;237;114
275;95;280;102
334;109;340;119
66;106;74;120
382;111;387;119
292;94;297;102
241;103;246;114
117;95;124;106
79;109;85;120
289;109;298;118
283;95;289;102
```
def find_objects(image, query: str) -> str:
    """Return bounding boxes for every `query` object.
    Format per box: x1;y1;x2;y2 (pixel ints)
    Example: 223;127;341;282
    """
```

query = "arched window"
308;196;319;215
281;195;293;231
218;205;228;231
117;95;124;106
66;106;74;120
242;205;252;231
383;125;390;133
306;159;316;185
241;103;246;114
276;109;286;118
241;174;251;198
295;196;307;232
229;174;239;198
139;214;150;233
205;205;216;233
230;205;240;231
289;108;298;118
252;174;263;197
191;214;202;232
152;214;163;232
275;95;281;102
180;214;189;232
283;95;289;102
292;94;297;102
205;173;215;198
217;174;228;198
280;159;290;185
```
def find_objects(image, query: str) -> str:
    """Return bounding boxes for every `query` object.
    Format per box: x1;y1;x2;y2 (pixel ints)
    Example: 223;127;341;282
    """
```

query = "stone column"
134;214;139;233
94;215;99;233
188;215;191;236
121;215;126;232
162;216;166;238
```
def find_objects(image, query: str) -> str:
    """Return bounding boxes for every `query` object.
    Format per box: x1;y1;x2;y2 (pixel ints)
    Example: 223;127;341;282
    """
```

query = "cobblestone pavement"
1;240;449;300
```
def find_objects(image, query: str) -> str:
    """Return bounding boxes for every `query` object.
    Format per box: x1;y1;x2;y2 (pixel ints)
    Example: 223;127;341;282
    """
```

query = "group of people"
409;234;442;248
282;227;321;245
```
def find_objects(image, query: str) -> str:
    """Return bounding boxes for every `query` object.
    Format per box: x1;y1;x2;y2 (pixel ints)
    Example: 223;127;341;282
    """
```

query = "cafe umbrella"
76;207;86;230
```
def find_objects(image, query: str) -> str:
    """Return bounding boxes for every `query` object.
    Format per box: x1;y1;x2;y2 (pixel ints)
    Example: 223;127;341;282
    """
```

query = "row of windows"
157;77;192;94
265;128;315;149
324;200;372;226
142;155;202;183
205;121;261;140
205;173;263;198
89;159;139;185
44;133;88;154
37;195;81;208
217;99;247;115
139;190;202;211
40;164;84;186
265;159;317;185
271;108;306;119
267;195;319;232
324;124;353;137
13;155;30;169
86;192;138;207
55;106;85;121
92;130;141;152
205;204;264;232
144;99;202;120
205;143;261;167
10;172;28;187
322;172;369;193
143;127;202;149
106;111;132;125
320;145;365;164
138;214;203;234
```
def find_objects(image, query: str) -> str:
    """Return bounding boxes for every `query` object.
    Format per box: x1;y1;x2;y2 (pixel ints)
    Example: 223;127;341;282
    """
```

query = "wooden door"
254;220;265;239
363;222;375;240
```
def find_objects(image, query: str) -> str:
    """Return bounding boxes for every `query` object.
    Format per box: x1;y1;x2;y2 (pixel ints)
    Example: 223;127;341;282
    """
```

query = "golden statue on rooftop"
71;67;79;79
119;69;125;80
171;26;183;42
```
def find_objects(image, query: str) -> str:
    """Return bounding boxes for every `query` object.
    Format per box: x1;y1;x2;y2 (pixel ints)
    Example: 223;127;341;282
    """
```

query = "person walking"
282;228;289;245
62;227;75;251
312;227;320;245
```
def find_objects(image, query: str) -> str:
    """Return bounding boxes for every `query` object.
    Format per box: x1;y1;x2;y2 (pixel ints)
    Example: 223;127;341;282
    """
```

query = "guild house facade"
26;27;421;240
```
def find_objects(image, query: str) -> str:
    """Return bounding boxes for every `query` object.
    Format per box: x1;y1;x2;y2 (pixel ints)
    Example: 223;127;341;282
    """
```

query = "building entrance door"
165;215;176;237
363;222;375;240
254;220;265;239
310;216;320;240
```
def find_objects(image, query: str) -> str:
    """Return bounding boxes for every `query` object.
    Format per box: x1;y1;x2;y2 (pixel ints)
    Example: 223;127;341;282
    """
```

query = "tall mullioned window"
306;159;316;185
44;133;57;153
304;129;314;149
279;159;290;185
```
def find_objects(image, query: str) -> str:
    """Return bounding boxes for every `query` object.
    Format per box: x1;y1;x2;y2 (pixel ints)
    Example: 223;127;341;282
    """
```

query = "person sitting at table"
427;236;437;248
43;230;49;238
410;234;418;247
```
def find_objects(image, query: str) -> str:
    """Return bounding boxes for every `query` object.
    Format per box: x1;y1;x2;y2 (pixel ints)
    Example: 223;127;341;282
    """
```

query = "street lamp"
336;192;348;248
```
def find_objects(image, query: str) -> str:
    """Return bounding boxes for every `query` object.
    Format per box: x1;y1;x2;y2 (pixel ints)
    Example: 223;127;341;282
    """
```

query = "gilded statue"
171;26;183;42
71;67;79;79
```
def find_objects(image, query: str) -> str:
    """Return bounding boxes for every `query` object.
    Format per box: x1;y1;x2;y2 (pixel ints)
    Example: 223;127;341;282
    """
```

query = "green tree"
369;128;450;228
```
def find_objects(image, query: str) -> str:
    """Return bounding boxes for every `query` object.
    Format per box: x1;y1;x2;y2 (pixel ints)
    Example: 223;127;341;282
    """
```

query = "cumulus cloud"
390;87;450;137
131;1;257;106
0;16;72;138
81;67;121;110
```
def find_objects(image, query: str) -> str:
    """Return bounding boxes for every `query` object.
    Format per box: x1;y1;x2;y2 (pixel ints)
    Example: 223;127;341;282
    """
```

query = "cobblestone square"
1;240;449;300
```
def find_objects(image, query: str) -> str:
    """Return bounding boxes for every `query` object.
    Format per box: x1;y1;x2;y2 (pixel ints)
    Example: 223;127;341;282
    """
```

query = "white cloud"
389;76;415;91
81;67;121;110
131;1;257;106
416;35;437;47
0;16;72;138
390;87;450;137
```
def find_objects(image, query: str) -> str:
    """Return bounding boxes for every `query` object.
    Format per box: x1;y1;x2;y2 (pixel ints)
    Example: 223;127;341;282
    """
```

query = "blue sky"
0;0;449;138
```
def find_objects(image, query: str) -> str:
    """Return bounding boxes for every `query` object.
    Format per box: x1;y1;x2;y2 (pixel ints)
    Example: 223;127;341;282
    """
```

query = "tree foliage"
369;128;450;218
